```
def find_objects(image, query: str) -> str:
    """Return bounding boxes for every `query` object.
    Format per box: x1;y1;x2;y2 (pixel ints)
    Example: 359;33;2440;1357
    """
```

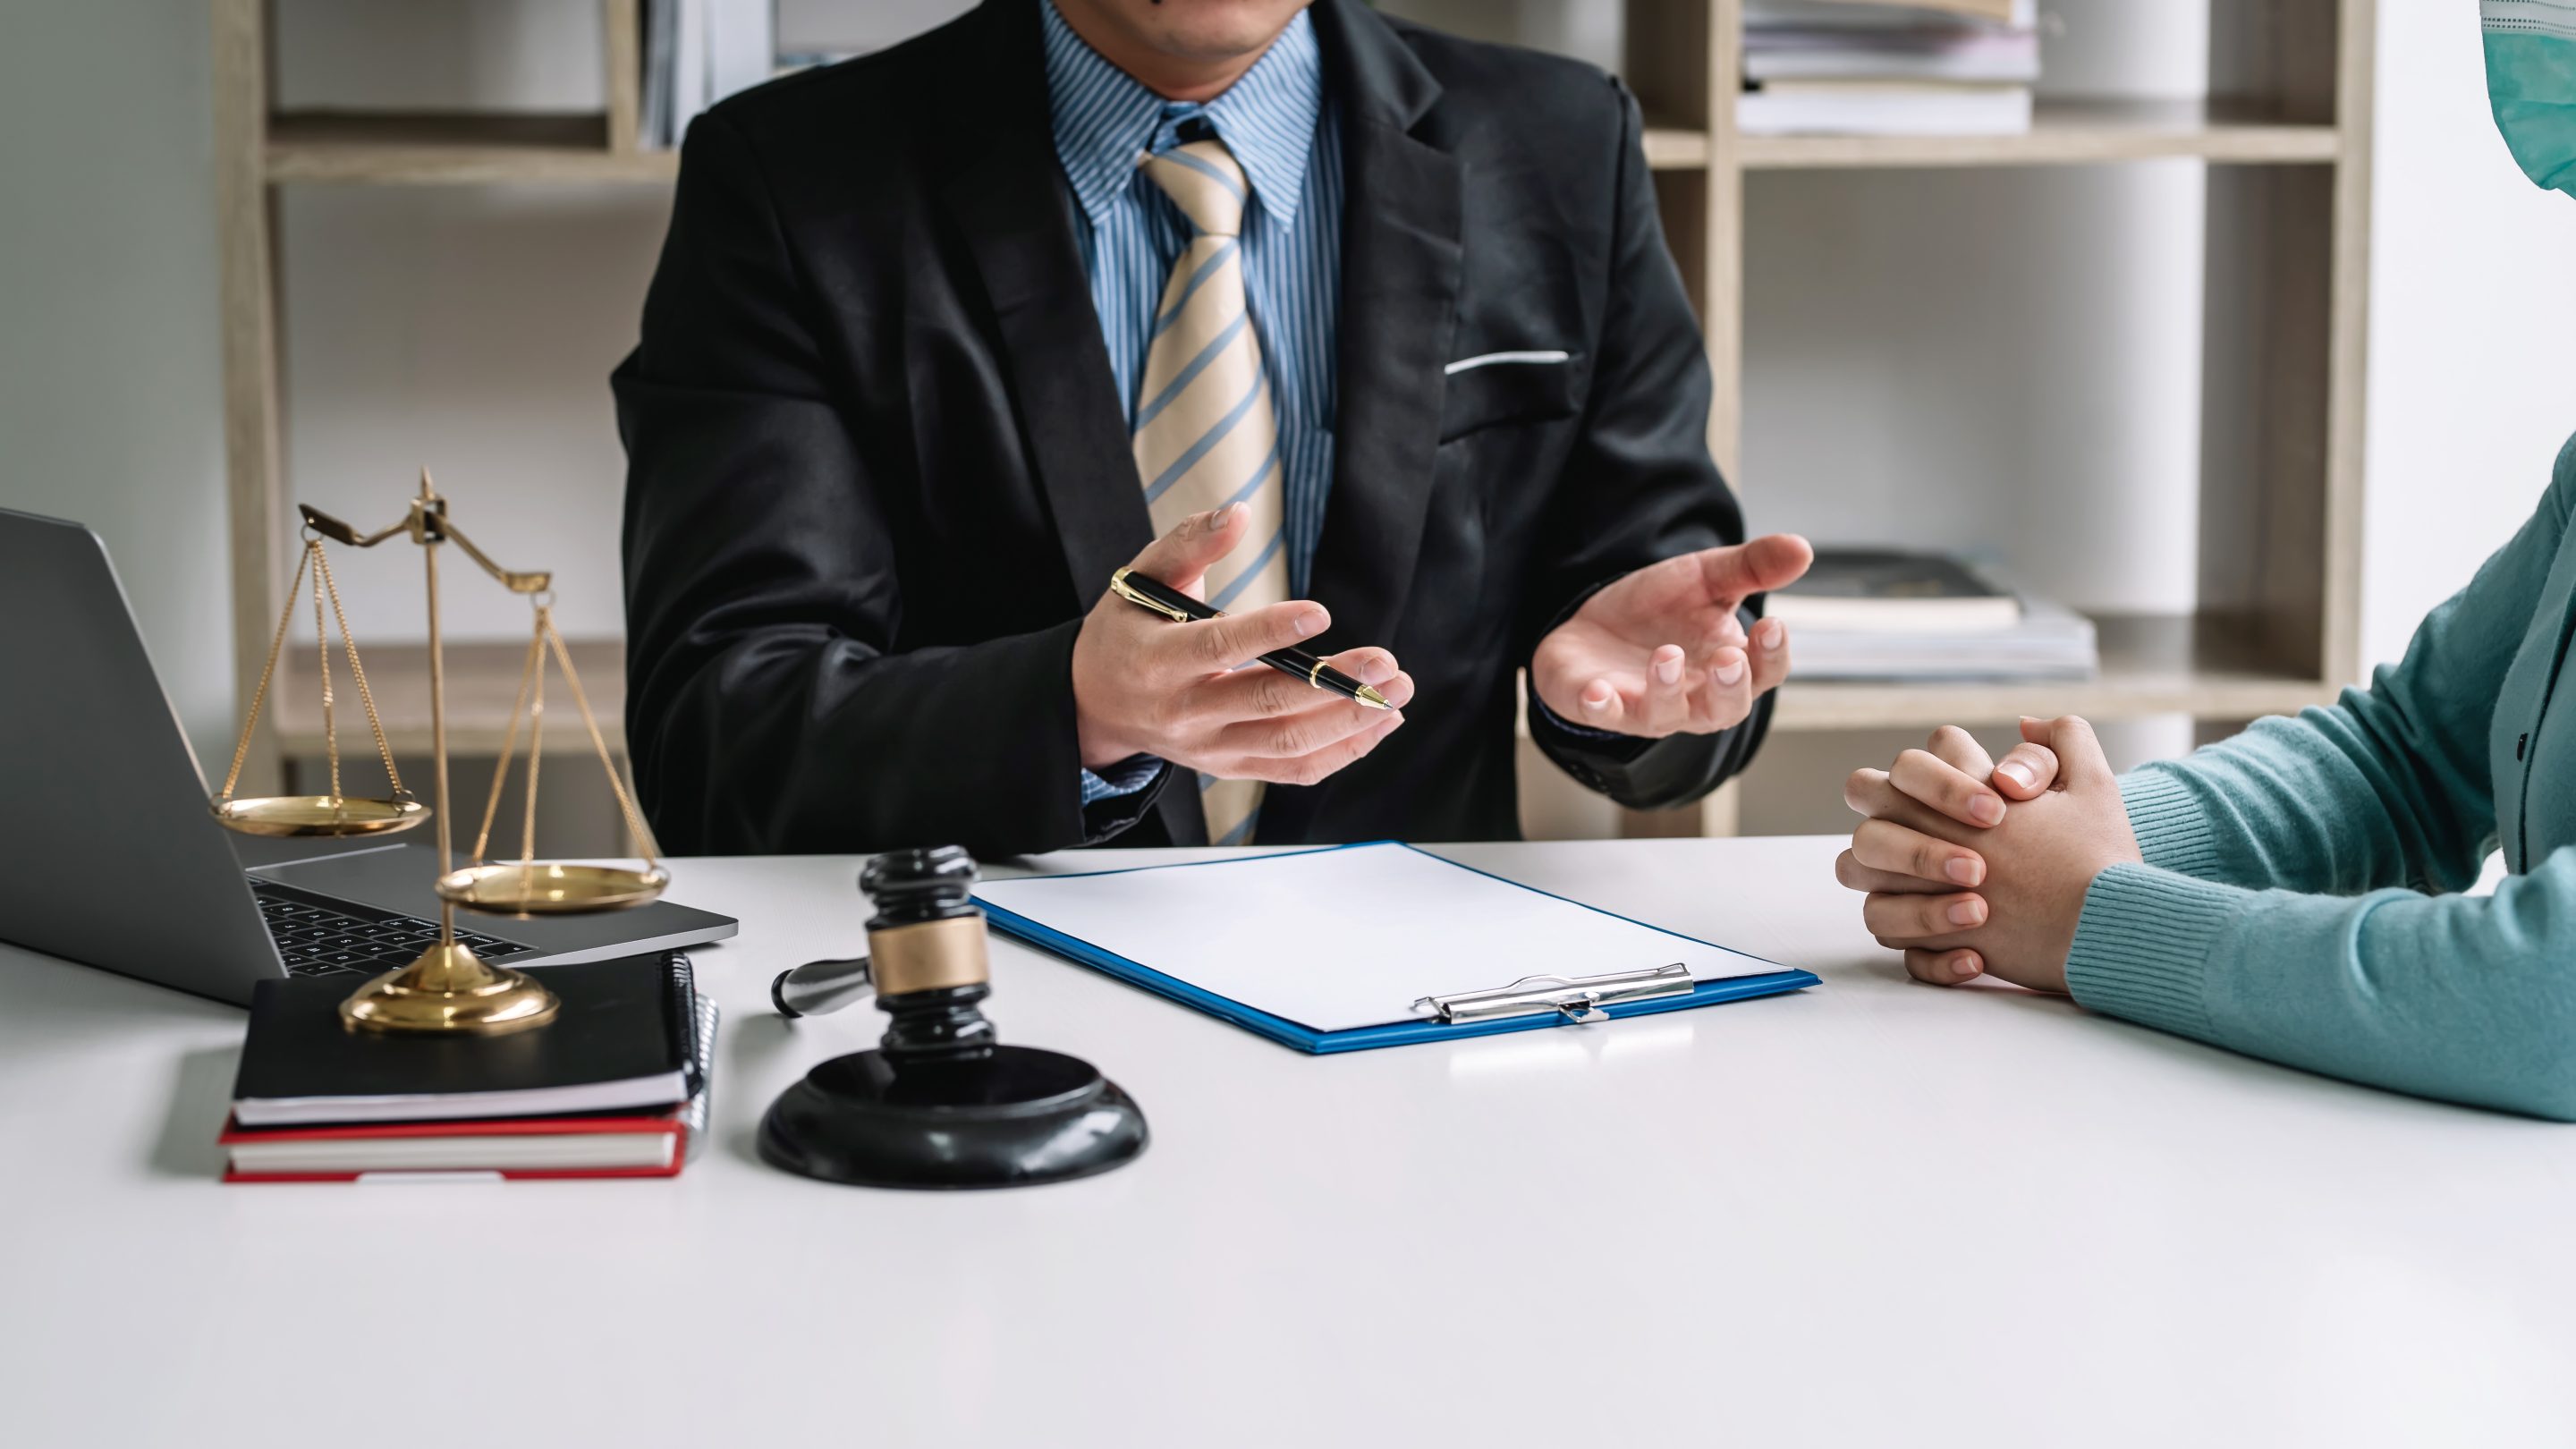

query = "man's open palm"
1531;534;1812;737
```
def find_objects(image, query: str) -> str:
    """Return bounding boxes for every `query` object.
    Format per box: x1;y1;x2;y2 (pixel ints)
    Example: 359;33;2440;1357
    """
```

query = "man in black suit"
616;0;1811;857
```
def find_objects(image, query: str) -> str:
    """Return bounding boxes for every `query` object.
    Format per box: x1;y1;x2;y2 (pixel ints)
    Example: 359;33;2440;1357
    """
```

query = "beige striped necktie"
1134;138;1289;847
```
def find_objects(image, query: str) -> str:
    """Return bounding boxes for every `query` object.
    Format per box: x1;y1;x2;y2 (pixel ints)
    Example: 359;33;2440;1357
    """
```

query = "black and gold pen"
1110;567;1395;710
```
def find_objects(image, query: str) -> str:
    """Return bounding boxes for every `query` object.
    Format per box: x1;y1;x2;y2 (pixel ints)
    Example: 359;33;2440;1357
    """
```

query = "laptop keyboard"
252;879;537;979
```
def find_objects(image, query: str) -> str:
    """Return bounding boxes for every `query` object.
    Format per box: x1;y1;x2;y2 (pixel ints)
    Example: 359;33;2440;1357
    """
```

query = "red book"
220;1106;694;1182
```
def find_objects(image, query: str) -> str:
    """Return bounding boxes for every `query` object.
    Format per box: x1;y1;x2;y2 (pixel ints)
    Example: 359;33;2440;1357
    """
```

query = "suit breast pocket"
1438;350;1581;443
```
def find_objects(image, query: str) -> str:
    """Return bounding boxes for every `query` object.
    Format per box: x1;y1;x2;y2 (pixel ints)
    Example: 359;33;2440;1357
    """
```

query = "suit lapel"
1306;0;1462;657
1254;1;1458;843
938;1;1152;613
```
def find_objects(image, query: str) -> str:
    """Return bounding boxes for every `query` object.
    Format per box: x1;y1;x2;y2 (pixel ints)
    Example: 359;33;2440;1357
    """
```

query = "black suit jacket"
615;0;1772;858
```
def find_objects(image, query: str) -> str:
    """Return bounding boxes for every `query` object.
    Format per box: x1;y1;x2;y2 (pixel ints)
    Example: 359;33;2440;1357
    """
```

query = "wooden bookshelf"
1736;98;2343;170
1771;613;2336;731
1637;0;2374;834
212;0;665;796
213;0;2374;841
266;112;678;185
1641;125;1715;169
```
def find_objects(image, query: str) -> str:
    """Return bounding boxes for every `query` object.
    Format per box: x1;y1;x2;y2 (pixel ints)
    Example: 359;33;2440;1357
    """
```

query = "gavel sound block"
756;846;1149;1190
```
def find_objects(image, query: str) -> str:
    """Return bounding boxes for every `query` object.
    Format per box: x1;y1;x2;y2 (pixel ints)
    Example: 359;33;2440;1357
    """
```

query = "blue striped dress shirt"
1046;1;1344;806
1042;3;1340;591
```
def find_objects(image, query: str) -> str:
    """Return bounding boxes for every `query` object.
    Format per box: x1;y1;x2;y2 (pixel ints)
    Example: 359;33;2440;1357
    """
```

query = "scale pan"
436;861;669;915
211;795;428;838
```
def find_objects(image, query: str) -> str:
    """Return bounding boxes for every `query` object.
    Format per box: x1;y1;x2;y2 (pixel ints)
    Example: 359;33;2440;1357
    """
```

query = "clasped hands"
1070;502;1814;785
1836;716;2144;991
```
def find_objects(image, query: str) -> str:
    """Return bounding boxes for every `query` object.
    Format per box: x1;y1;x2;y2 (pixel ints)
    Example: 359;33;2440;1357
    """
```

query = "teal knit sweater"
2068;436;2576;1120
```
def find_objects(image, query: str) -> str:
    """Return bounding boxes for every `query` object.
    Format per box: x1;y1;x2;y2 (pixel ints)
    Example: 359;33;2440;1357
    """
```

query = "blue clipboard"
975;842;1820;1055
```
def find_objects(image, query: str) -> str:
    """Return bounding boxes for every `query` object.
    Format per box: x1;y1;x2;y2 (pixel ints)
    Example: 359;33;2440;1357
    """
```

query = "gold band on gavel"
866;916;990;996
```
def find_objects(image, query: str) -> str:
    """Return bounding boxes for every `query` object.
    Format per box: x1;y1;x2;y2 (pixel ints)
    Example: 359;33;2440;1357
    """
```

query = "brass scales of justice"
209;471;667;1036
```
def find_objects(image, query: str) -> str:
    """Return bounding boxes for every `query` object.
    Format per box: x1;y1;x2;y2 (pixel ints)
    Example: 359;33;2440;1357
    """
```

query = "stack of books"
642;0;778;148
218;953;716;1183
1739;0;2040;137
1767;549;2098;681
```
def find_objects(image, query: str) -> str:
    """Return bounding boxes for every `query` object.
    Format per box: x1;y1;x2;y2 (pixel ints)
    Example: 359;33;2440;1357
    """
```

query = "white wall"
277;183;670;643
2361;5;2576;671
0;0;233;773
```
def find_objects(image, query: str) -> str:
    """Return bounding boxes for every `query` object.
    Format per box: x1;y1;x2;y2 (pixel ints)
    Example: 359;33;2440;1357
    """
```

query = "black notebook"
231;952;704;1127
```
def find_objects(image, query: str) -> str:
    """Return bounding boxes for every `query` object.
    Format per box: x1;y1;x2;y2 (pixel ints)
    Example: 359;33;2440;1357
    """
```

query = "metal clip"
1413;962;1694;1026
1108;567;1196;623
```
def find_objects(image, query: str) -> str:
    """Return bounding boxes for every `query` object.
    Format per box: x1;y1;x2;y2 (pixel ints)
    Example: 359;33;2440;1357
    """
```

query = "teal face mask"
2487;2;2576;195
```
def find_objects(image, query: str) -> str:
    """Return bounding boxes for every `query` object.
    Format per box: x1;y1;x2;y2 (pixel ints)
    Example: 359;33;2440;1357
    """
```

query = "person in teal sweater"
1833;13;2576;1120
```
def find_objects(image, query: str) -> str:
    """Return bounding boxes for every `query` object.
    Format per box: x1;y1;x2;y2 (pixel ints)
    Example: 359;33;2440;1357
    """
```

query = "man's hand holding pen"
1074;505;1816;792
1070;504;1415;786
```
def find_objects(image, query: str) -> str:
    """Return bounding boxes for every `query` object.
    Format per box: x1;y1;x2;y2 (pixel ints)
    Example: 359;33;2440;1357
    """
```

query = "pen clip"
1110;567;1197;623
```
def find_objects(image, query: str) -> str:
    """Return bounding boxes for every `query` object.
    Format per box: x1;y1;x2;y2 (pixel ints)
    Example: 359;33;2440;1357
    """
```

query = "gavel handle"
772;955;874;1019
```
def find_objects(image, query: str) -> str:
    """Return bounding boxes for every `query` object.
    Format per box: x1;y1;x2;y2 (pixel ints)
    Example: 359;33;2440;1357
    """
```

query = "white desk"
4;838;2572;1448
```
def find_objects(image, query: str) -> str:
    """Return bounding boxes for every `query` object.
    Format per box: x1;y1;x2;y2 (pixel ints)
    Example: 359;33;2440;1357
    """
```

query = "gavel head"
857;844;995;1061
859;844;979;929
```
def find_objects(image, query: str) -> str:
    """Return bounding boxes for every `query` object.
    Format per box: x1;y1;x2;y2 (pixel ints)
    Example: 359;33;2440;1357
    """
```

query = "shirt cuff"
1080;755;1165;806
2118;768;2228;878
2063;862;2250;1046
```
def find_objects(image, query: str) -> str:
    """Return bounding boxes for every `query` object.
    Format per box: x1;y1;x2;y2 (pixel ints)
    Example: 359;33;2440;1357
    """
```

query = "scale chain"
216;544;313;805
523;607;547;866
313;541;339;806
467;624;546;869
311;541;406;801
544;614;662;868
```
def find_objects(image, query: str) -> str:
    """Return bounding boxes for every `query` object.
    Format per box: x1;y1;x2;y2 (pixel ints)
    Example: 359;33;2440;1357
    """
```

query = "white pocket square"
1443;349;1572;377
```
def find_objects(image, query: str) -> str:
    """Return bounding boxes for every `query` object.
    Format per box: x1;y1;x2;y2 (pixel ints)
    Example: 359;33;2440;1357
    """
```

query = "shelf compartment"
273;639;629;758
1642;125;1713;169
1736;99;2342;172
266;112;676;185
1768;612;2334;730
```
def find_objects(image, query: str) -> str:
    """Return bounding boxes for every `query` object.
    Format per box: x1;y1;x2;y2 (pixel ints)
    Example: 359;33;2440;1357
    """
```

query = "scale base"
758;1046;1148;1190
338;942;561;1035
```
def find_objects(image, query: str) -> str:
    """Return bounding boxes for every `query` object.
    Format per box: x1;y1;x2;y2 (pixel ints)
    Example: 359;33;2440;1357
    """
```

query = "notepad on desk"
974;842;1818;1054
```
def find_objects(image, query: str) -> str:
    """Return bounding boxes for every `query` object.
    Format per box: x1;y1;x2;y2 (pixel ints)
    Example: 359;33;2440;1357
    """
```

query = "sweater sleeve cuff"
2119;768;2228;878
2063;862;2251;1046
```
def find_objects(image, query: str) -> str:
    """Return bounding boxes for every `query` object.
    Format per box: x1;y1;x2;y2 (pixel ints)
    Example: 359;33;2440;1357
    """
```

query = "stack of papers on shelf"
1741;0;2039;137
642;0;778;148
1769;549;2098;681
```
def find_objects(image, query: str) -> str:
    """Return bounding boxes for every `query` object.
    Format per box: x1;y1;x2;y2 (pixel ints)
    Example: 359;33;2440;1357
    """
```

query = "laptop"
0;507;737;1006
